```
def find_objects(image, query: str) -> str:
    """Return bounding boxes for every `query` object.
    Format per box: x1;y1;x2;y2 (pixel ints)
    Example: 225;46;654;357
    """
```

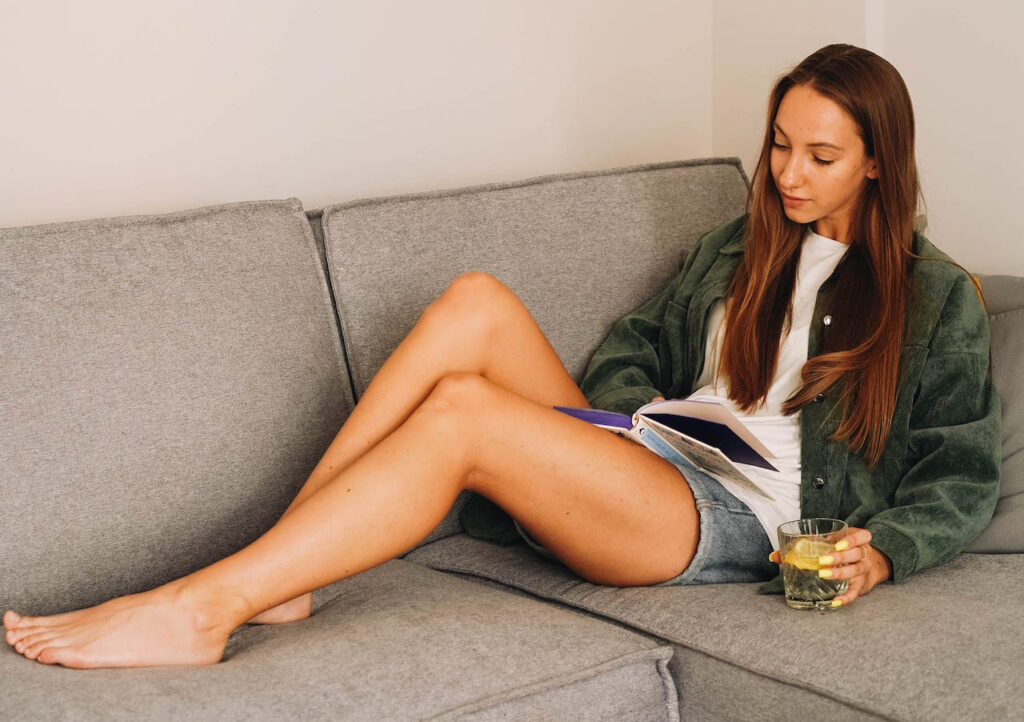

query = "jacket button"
813;477;826;489
815;393;825;402
823;315;833;326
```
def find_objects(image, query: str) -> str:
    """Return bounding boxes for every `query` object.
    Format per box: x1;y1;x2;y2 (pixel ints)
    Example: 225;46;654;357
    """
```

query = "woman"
4;44;1000;669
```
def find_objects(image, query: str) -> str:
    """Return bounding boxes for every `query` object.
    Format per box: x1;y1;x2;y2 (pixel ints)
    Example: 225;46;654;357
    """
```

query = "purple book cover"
553;406;632;430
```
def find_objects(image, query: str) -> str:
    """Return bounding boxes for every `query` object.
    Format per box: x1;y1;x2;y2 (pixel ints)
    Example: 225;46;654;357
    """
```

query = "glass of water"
777;518;850;611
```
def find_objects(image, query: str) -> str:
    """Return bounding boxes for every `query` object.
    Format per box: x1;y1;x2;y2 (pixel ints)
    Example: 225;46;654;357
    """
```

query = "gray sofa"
2;158;1022;721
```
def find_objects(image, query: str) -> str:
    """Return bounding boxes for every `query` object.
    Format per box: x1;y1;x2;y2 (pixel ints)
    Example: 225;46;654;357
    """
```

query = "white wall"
3;1;1020;275
882;1;1024;275
0;0;712;228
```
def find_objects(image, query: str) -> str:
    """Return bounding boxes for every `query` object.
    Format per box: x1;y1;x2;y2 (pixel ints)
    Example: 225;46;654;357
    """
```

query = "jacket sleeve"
579;244;702;415
866;272;1002;583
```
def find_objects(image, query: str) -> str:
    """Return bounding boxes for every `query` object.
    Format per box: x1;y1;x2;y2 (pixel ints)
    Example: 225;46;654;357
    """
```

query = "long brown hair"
719;44;919;467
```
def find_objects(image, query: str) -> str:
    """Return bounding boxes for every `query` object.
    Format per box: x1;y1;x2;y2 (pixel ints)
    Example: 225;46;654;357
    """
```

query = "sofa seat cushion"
1;560;678;721
406;534;1024;721
0;199;355;615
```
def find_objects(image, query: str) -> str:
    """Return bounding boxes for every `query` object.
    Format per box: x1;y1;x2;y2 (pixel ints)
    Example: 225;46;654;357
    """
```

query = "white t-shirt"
688;228;849;549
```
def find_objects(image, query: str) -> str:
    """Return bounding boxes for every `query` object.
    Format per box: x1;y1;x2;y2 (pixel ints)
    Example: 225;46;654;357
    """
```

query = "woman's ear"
866;159;879;180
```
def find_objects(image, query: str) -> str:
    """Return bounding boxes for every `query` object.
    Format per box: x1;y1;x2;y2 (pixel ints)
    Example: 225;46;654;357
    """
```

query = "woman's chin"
782;206;816;224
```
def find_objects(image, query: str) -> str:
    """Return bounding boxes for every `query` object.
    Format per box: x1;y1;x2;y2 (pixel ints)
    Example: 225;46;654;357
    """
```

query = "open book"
555;398;778;500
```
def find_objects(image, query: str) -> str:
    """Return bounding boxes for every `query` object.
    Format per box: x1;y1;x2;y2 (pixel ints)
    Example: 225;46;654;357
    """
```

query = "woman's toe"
34;645;61;665
19;630;60;652
37;645;81;667
25;637;65;662
5;611;46;629
22;641;46;660
8;622;53;646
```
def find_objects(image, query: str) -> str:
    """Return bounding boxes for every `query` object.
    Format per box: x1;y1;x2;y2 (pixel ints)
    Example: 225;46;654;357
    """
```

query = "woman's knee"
421;372;493;413
422;272;519;336
412;373;494;462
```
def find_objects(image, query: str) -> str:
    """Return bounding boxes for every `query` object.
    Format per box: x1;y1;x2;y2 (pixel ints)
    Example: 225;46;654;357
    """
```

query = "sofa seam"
411;557;901;722
424;646;677;721
657;655;682;722
320;212;367;398
290;204;356;407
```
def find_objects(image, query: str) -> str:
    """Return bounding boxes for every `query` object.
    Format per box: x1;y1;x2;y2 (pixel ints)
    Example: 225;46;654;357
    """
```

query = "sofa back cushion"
0;200;355;615
321;158;749;395
967;274;1024;552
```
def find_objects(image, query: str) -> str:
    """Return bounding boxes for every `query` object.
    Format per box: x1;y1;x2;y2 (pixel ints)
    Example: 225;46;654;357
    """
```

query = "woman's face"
770;84;877;243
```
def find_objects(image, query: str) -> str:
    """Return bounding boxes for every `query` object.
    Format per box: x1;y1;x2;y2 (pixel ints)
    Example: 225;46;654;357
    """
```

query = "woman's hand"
769;527;892;607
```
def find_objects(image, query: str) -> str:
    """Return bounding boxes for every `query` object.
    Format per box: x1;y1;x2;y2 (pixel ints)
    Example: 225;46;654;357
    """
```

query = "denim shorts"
514;430;778;586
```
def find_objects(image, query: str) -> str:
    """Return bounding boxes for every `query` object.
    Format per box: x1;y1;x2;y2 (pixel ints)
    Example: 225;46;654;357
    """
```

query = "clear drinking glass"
777;518;850;611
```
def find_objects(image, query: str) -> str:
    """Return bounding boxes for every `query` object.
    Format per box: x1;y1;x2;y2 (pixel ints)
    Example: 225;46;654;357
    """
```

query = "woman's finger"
817;555;871;581
817;542;870;569
835;527;872;552
831;574;864;607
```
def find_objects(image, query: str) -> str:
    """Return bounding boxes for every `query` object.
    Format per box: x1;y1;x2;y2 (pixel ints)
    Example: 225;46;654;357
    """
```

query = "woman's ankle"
246;593;312;625
171;580;256;636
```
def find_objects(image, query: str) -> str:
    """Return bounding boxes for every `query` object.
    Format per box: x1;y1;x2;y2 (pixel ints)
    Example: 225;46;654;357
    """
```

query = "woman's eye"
813;157;835;166
772;141;789;150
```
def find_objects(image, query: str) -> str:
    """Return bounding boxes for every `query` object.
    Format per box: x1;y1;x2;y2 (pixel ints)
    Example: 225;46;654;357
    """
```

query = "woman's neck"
812;217;851;244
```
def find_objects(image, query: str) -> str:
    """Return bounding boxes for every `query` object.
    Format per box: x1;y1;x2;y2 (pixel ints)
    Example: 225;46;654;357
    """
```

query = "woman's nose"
780;158;804;190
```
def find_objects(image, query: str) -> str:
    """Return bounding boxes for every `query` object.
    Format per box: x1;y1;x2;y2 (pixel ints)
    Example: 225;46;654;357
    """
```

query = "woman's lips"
781;192;809;208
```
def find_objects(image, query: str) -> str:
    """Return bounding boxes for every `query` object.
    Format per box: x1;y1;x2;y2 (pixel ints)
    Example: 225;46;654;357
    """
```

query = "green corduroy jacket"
580;216;1001;591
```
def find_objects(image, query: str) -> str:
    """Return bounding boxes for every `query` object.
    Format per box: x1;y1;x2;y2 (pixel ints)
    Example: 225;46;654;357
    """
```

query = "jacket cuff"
758;574;784;595
587;386;659;416
864;522;918;584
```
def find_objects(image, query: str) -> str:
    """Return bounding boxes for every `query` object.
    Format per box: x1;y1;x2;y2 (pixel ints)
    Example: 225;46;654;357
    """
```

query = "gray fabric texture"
967;275;1024;552
0;559;678;722
405;534;1024;722
976;272;1024;315
0;199;355;615
320;158;749;397
669;648;885;722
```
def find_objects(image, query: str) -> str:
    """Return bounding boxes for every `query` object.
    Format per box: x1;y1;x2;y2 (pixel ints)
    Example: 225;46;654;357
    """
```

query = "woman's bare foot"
3;583;250;669
246;592;312;625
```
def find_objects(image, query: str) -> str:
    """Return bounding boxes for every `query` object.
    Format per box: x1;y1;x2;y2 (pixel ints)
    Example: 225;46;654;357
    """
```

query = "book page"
635;398;775;460
640;418;775;500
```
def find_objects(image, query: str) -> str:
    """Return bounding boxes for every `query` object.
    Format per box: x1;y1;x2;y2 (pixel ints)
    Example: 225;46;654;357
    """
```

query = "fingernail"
830;599;843;608
835;540;849;551
818;568;834;579
818;555;834;565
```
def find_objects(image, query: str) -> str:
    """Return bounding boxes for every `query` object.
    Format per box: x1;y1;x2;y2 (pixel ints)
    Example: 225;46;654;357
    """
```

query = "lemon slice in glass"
782;539;833;570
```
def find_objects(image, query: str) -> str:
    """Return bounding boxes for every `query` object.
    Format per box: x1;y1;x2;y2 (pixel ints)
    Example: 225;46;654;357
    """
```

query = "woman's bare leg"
4;374;697;669
250;272;588;623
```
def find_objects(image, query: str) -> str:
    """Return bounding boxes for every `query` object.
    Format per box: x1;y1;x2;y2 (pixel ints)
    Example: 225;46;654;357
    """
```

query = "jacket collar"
717;223;746;256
